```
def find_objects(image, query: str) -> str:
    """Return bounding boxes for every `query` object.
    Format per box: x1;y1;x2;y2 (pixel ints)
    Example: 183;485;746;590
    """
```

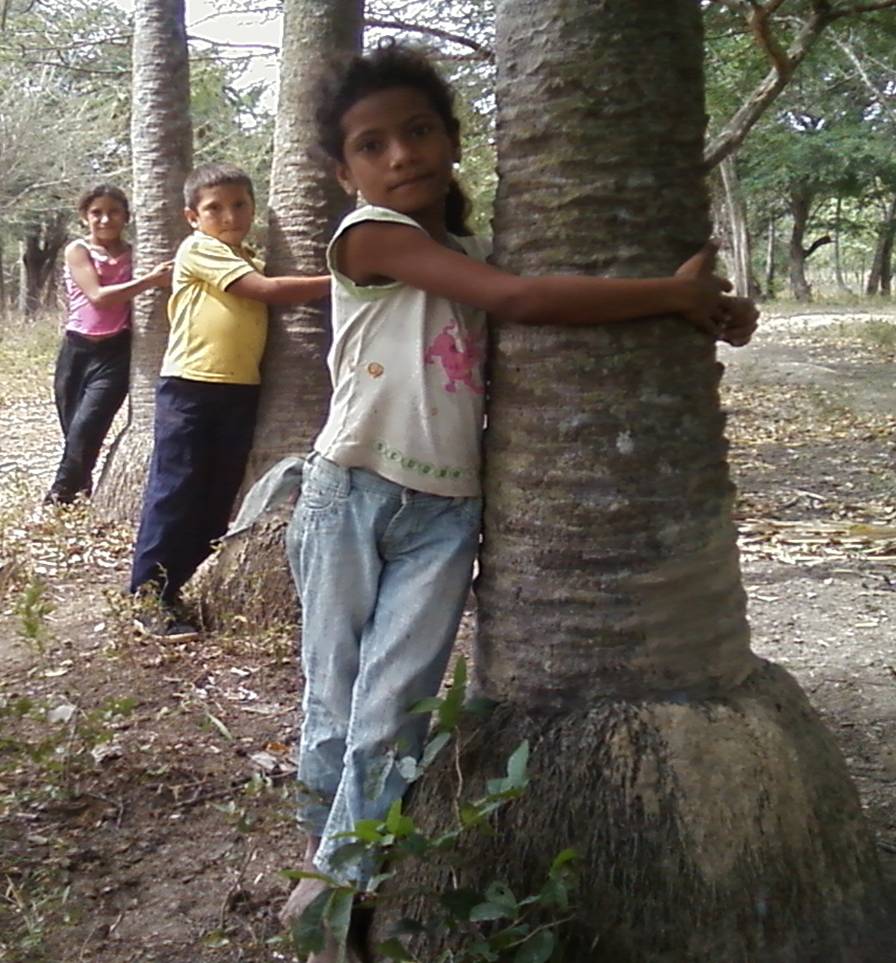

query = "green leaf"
340;819;384;843
463;695;497;717
280;868;342;886
328;841;371;868
549;848;579;876
325;888;354;956
201;929;231;947
437;658;468;732
469;901;513;921
421;730;452;768
485;881;517;912
205;711;233;741
506;741;530;788
290;887;329;955
513;930;555;963
440;887;481;921
375;937;415;961
536;877;568;910
408;696;444;715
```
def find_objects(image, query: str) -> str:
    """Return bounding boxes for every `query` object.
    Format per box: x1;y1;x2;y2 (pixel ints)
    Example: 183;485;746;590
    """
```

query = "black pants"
130;377;260;603
49;329;131;502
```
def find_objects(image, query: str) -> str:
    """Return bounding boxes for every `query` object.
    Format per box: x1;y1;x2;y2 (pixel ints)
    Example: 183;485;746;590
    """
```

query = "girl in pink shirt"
47;185;171;504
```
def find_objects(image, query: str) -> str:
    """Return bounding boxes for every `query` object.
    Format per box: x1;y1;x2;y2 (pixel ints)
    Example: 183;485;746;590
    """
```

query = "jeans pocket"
300;457;349;514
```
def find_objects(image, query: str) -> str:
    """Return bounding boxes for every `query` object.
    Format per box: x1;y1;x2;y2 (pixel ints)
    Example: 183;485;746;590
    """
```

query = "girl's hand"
674;242;733;336
717;296;758;347
146;260;174;288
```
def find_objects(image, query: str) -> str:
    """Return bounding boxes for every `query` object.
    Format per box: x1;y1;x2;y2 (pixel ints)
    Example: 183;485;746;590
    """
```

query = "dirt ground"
1;308;895;962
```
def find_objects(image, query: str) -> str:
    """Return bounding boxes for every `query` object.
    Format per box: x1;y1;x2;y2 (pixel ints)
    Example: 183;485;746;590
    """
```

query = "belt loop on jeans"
401;488;412;506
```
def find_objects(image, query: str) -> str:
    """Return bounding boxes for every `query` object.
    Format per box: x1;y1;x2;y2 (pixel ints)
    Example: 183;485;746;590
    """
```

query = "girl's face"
337;86;460;231
82;195;129;244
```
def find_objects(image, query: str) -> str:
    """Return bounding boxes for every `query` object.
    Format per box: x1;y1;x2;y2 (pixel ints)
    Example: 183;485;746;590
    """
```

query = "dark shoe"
133;607;199;641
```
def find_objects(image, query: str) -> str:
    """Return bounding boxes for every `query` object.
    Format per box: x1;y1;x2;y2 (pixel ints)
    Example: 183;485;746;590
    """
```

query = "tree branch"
804;234;833;258
704;5;832;168
365;17;494;62
832;35;896;125
747;2;792;76
829;0;896;15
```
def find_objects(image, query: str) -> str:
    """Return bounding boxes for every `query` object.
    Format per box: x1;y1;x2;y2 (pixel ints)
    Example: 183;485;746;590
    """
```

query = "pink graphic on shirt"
424;320;484;395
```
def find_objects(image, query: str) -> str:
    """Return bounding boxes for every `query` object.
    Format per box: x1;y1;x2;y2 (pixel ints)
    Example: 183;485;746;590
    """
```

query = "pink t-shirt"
63;239;132;337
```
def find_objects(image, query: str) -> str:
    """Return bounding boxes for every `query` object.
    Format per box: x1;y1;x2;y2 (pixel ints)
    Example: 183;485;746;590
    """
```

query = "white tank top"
314;206;490;497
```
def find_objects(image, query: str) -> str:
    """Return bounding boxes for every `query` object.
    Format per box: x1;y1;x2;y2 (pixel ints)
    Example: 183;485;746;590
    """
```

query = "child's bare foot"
307;931;363;963
280;835;325;927
279;873;329;927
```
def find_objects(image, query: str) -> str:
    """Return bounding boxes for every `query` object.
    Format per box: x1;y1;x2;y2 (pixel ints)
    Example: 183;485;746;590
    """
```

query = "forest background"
2;0;896;312
2;1;896;961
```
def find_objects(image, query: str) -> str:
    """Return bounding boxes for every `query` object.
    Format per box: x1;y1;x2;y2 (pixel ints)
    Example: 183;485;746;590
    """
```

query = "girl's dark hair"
77;184;130;220
315;42;472;236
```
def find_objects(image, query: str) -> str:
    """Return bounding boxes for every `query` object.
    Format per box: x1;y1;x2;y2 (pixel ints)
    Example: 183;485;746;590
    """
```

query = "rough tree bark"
19;213;68;317
93;0;192;520
788;188;831;302
195;0;362;628
719;155;758;298
372;2;884;961
865;195;896;296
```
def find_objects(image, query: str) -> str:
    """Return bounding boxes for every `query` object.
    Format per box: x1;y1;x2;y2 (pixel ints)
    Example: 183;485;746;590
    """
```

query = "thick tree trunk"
372;2;883;960
865;195;896;297
93;0;192;521
789;189;813;301
195;0;362;629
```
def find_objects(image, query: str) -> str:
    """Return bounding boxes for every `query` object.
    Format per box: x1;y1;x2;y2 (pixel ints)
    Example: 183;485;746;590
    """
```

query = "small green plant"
0;694;137;805
285;659;578;962
858;317;896;354
13;577;55;655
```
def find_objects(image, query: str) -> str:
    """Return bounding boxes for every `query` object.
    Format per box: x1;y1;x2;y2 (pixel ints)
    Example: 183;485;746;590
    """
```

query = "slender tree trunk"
0;241;6;323
764;214;776;299
865;195;896;297
373;3;883;960
719;155;753;297
93;0;192;520
196;0;362;628
833;196;851;294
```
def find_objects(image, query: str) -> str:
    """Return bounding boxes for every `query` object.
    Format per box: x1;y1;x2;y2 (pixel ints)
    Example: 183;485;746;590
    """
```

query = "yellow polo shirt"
161;232;268;385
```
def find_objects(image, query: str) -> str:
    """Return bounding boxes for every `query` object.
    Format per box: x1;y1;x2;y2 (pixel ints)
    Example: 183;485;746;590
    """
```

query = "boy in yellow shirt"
131;162;329;638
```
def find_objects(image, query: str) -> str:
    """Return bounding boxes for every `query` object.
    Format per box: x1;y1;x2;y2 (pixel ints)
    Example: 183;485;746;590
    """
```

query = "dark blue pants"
50;329;131;502
130;377;260;603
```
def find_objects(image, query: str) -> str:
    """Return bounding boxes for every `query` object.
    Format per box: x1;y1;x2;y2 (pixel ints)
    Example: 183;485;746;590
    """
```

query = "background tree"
0;0;131;317
373;1;884;959
196;0;364;627
93;0;192;518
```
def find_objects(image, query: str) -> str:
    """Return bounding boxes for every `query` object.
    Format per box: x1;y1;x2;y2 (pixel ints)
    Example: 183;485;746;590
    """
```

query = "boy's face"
185;183;255;248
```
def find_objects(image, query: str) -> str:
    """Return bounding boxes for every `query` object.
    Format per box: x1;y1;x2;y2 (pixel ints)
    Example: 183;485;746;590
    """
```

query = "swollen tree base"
93;428;154;525
193;516;297;631
371;660;888;962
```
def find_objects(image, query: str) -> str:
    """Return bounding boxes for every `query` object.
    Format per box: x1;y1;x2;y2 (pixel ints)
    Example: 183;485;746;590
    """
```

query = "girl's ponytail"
445;178;472;237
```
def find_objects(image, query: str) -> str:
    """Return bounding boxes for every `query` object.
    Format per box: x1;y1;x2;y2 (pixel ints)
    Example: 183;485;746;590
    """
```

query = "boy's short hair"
183;163;255;210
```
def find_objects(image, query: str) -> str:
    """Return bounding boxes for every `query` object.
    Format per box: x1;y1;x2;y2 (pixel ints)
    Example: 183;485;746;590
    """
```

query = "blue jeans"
131;377;259;603
286;453;481;887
